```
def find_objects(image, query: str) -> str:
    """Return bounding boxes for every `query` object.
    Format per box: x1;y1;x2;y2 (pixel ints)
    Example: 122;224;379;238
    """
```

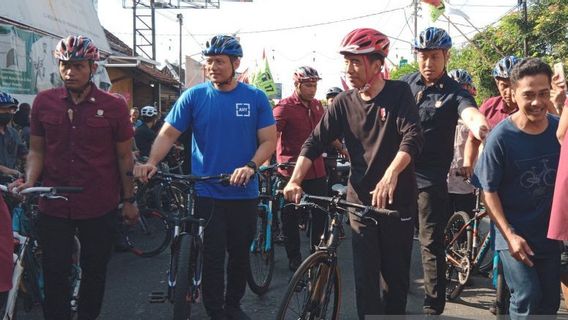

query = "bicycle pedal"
148;291;167;303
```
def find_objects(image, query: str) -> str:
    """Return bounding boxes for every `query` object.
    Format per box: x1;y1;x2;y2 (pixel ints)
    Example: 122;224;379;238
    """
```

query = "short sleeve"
255;90;275;130
456;87;478;115
166;89;193;133
471;131;504;192
272;103;286;132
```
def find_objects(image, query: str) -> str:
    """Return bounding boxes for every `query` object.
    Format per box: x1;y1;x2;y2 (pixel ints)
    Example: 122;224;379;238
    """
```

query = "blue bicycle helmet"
413;27;452;50
0;91;18;109
492;55;521;79
448;69;473;86
202;35;243;57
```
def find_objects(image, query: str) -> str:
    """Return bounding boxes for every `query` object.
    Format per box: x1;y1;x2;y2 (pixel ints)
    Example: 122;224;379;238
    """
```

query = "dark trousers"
349;208;414;318
0;291;7;311
195;197;257;317
38;211;116;320
418;184;450;312
282;177;327;260
448;192;475;217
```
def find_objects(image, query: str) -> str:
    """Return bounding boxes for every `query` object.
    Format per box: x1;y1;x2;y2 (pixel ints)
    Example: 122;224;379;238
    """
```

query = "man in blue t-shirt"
472;58;561;317
134;35;276;320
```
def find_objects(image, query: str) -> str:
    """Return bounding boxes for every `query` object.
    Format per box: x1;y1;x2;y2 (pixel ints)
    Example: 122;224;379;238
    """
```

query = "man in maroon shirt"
273;66;328;271
14;36;138;320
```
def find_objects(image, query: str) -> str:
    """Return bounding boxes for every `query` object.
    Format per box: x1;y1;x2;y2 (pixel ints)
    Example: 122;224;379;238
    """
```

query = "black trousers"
418;184;451;312
38;211;116;320
195;197;257;317
282;177;328;260
349;206;414;318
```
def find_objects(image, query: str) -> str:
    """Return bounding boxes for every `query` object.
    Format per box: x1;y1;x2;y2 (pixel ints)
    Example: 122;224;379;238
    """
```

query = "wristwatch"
245;160;257;173
123;196;136;204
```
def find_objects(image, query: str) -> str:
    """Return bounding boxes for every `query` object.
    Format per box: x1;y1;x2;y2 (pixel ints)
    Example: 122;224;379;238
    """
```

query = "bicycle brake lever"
42;195;68;201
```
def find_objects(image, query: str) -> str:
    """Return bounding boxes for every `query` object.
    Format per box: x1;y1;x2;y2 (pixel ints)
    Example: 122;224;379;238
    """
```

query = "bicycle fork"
3;233;28;320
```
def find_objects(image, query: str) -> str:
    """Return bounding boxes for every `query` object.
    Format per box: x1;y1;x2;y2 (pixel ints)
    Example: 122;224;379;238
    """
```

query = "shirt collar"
59;82;99;104
290;91;316;108
415;72;451;90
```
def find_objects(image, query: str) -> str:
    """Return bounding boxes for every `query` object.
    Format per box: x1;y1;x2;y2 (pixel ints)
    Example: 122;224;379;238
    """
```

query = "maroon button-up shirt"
273;92;326;179
30;84;133;219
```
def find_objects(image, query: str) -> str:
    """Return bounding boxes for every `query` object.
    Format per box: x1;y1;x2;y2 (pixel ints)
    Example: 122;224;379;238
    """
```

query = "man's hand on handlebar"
230;165;255;186
133;162;158;183
283;181;303;204
9;179;33;194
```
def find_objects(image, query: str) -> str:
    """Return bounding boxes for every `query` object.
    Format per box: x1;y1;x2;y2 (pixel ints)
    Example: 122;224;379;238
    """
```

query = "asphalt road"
20;218;568;319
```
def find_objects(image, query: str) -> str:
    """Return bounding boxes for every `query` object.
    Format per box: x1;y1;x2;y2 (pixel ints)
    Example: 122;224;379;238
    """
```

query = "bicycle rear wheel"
276;251;340;320
247;205;274;295
173;234;198;320
128;209;171;257
444;211;471;300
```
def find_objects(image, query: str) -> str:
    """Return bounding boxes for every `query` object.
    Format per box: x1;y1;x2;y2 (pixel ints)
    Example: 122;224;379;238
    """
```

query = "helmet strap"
360;56;383;93
214;58;236;87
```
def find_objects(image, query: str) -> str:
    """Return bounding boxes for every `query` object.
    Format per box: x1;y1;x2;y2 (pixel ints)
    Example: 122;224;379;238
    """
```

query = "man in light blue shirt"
134;35;276;320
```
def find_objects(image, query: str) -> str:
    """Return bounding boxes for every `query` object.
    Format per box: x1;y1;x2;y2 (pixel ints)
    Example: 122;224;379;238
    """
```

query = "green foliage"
390;62;419;80
450;0;568;103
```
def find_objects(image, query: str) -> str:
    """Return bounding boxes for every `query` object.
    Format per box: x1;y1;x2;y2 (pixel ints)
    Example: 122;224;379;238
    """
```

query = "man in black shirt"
135;106;159;158
284;28;423;317
400;27;489;315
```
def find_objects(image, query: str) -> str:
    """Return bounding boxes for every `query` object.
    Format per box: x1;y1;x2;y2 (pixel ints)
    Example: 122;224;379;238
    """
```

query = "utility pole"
177;13;183;94
413;0;419;62
522;0;528;57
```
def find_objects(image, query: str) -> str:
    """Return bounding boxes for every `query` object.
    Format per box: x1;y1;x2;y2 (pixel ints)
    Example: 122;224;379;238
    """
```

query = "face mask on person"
0;113;13;125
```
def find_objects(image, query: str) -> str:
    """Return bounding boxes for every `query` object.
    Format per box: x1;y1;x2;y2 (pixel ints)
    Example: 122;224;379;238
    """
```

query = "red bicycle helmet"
54;35;100;61
293;66;321;83
339;28;390;57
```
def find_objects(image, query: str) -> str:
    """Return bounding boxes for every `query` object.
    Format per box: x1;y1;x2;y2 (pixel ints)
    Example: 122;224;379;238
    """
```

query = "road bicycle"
144;172;229;320
247;162;294;295
276;187;398;320
1;185;83;320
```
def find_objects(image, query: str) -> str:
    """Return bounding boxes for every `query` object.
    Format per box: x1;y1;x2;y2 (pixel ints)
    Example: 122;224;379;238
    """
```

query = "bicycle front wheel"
128;209;171;258
247;206;275;295
444;211;471;300
173;234;198;320
276;251;340;320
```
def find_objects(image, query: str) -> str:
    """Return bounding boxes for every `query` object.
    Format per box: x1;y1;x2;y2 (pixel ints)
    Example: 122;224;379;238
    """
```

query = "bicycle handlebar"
258;162;296;174
300;193;399;218
19;186;84;195
152;171;231;183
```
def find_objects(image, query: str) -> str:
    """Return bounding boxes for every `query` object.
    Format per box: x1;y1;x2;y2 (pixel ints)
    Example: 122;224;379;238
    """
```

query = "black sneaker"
423;306;442;315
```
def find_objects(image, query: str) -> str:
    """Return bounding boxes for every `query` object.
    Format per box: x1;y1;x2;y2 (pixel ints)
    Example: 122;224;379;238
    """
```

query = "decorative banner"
429;1;446;22
252;56;277;98
0;23;111;103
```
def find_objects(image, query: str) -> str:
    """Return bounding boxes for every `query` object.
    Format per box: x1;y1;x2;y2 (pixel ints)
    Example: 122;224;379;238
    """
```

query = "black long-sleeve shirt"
300;80;424;217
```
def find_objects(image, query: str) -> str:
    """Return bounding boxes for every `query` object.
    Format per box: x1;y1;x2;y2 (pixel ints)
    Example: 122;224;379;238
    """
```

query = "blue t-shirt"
165;81;275;199
472;114;560;255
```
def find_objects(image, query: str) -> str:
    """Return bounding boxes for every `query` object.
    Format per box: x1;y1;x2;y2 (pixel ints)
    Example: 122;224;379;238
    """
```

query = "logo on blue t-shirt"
236;103;251;117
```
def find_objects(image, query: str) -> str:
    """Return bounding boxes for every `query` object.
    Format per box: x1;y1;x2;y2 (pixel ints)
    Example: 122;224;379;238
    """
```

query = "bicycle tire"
276;251;341;320
173;234;197;320
247;206;275;295
444;211;471;300
495;259;510;315
128;209;171;258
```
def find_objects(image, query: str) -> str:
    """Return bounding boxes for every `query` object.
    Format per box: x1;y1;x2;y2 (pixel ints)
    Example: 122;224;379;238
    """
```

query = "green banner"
0;24;62;95
252;58;277;98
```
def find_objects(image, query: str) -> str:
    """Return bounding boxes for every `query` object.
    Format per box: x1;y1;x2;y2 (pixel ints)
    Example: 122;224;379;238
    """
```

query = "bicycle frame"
2;232;29;320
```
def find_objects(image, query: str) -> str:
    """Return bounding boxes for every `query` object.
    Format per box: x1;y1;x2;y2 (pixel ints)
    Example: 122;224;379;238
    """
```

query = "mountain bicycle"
276;189;399;320
1;185;83;320
247;162;294;296
143;171;230;320
443;189;509;315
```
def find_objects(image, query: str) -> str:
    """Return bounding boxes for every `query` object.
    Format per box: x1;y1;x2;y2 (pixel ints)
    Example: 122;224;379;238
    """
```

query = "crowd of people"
0;22;567;320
